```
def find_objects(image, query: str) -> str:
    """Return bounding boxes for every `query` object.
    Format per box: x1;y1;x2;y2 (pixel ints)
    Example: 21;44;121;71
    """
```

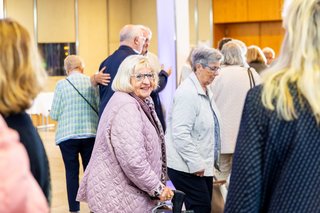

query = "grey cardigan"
165;72;221;176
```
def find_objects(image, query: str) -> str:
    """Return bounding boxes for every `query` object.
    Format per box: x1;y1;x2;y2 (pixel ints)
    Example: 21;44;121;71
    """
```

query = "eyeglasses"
202;64;221;72
132;73;155;82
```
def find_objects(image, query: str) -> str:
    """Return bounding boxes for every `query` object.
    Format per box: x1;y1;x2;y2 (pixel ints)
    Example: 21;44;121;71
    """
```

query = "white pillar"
0;0;4;18
156;0;190;117
175;0;190;84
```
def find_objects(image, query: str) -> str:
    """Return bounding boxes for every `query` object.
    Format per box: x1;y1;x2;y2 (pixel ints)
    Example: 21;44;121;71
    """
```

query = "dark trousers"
168;168;213;213
59;138;95;212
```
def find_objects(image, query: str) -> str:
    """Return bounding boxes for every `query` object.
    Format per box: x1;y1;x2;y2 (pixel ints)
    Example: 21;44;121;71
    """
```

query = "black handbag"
247;67;256;89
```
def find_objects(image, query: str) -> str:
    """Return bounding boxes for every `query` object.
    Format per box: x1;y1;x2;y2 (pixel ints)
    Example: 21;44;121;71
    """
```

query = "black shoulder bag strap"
66;78;98;115
247;67;256;89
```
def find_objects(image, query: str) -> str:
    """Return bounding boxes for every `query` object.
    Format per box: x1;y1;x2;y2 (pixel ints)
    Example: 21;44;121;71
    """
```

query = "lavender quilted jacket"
77;92;163;213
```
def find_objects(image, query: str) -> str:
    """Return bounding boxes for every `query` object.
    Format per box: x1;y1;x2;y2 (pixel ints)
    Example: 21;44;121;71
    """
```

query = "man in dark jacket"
98;25;146;117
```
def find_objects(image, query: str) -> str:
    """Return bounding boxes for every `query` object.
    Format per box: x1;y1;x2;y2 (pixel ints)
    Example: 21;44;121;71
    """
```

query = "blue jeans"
59;138;95;212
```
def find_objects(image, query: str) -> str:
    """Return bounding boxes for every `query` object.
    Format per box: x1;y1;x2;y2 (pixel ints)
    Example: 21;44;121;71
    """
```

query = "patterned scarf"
130;93;167;185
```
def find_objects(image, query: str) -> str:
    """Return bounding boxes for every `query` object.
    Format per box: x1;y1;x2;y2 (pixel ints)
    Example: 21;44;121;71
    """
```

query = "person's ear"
134;37;139;45
195;63;202;70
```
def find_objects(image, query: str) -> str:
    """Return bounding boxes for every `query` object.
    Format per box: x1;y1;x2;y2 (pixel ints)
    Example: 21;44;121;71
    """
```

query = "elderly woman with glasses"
165;47;223;213
77;55;173;213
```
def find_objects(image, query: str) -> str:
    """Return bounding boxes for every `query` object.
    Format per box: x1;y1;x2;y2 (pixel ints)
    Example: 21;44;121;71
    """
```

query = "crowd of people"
1;0;320;212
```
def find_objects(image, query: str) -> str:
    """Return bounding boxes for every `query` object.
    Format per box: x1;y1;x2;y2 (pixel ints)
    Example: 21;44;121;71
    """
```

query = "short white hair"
64;55;85;74
139;25;152;40
191;47;223;72
119;25;143;42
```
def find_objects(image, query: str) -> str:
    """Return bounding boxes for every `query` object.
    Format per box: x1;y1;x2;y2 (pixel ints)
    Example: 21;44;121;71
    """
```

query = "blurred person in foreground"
0;115;49;213
225;0;320;212
77;55;173;213
50;55;99;213
0;18;51;204
165;47;223;213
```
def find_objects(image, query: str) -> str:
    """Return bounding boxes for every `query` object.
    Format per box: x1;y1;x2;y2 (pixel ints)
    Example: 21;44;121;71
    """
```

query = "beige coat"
210;65;261;153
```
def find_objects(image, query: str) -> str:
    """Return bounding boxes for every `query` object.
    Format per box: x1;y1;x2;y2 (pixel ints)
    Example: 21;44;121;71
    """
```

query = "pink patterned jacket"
77;92;163;213
0;117;49;213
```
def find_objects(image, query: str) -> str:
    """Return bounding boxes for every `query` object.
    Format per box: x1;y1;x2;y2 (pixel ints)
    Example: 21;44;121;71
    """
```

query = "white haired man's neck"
120;40;141;54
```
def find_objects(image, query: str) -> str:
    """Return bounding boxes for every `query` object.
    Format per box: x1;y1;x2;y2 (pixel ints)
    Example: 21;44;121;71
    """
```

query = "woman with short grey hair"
210;40;261;187
221;41;248;67
166;47;223;213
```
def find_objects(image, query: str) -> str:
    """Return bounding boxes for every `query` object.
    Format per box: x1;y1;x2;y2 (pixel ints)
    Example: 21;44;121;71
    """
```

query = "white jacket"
165;72;221;176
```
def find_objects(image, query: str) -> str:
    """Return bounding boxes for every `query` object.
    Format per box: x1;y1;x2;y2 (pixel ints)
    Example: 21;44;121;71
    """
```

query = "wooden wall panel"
213;0;284;54
260;21;285;55
213;21;284;55
248;0;282;21
226;23;260;47
213;24;226;48
213;0;247;23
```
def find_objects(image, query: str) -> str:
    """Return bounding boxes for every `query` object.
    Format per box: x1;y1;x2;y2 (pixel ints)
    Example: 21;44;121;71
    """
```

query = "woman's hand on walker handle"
159;186;174;201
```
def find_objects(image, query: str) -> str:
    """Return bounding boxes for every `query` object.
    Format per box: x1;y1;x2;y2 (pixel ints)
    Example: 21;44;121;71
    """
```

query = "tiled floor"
39;128;90;213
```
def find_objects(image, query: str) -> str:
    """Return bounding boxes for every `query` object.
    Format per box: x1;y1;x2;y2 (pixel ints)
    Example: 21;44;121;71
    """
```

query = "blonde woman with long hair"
0;18;51;205
225;0;320;212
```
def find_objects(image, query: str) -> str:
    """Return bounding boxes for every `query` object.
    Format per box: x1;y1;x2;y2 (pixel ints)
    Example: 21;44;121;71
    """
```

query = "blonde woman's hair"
247;45;267;64
0;19;47;116
262;0;320;123
112;55;159;93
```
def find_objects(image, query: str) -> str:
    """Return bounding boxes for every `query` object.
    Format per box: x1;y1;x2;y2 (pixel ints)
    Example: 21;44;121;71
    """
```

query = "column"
156;0;190;118
0;0;4;18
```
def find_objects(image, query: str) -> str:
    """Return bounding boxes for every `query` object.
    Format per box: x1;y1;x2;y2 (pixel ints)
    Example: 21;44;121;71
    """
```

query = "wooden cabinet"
213;21;284;55
226;23;260;46
213;0;284;55
247;0;282;21
214;0;247;23
213;0;282;23
260;21;285;53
